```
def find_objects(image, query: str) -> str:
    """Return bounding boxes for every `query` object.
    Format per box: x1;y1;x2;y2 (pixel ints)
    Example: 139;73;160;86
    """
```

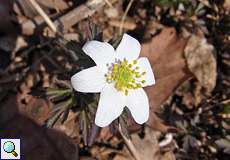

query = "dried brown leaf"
224;0;230;12
0;94;79;160
184;35;217;93
215;138;230;154
16;93;51;124
113;128;175;160
140;27;191;132
38;0;69;11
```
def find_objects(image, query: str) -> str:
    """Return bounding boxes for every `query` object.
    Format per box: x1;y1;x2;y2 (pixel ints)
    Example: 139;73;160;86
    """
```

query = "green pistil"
106;59;146;95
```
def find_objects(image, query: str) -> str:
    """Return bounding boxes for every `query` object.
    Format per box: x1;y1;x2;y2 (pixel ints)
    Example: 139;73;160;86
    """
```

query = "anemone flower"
71;34;155;127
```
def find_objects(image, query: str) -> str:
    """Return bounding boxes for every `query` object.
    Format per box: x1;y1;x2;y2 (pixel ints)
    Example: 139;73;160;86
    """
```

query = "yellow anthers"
127;84;133;89
113;64;118;71
133;60;138;64
106;59;146;96
128;64;133;68
121;60;128;67
124;59;128;64
136;84;142;88
135;73;141;78
135;66;140;70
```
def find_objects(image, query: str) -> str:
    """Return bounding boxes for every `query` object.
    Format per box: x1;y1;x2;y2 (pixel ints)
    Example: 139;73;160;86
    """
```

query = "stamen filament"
106;59;146;95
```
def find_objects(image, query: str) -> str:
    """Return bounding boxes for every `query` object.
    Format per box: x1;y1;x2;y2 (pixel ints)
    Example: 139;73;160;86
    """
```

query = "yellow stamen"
106;59;146;96
133;60;138;64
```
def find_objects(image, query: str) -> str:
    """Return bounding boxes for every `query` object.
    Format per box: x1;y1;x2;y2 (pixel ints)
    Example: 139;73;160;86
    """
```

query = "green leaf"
223;104;230;114
47;88;72;102
46;97;74;127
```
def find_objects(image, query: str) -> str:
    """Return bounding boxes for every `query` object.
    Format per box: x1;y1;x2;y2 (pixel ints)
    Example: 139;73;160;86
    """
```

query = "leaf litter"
0;0;229;159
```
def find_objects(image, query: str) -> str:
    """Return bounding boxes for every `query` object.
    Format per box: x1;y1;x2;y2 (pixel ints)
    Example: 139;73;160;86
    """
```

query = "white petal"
83;41;115;72
95;84;125;127
71;66;106;93
137;57;155;87
116;34;141;61
126;88;149;124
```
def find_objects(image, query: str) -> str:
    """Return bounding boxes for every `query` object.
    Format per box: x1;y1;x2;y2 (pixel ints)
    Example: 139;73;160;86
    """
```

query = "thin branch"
104;0;113;7
221;98;230;104
119;0;134;35
22;0;119;35
28;0;57;33
118;124;141;160
56;0;106;31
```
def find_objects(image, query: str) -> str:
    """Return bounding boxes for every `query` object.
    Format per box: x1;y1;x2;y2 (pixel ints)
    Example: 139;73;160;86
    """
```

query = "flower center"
106;59;146;95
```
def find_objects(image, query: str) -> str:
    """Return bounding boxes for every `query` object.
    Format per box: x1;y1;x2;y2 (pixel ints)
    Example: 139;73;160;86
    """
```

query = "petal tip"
134;112;149;124
116;33;141;61
95;119;109;128
70;74;79;91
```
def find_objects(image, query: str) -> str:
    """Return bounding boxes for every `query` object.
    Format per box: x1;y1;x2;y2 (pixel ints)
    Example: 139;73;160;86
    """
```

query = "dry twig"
28;0;57;33
109;20;136;30
22;0;109;35
104;0;113;7
54;0;106;31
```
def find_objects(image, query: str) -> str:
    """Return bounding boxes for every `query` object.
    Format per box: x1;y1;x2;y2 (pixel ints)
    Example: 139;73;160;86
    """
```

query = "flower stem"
119;0;134;35
118;124;141;160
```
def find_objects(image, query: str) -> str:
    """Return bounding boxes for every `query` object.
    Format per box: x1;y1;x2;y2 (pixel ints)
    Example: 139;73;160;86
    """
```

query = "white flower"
71;34;155;127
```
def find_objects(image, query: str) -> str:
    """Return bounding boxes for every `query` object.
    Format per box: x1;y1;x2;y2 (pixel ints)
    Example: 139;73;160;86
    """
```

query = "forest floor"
0;0;229;160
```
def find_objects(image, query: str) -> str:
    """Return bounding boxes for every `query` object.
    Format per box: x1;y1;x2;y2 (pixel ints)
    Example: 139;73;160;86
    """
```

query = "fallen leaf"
0;94;79;160
182;135;199;152
184;35;217;93
38;0;69;11
17;93;51;124
15;0;38;18
224;0;230;12
215;138;230;154
140;27;191;132
113;127;175;160
131;128;160;160
0;0;15;34
159;151;176;160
